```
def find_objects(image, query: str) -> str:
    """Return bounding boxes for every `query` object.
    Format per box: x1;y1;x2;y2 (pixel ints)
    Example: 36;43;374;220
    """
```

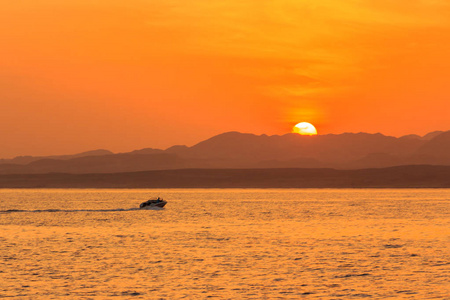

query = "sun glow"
292;122;318;135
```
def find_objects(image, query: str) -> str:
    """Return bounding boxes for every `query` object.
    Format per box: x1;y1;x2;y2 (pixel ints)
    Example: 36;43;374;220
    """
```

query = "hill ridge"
0;130;448;174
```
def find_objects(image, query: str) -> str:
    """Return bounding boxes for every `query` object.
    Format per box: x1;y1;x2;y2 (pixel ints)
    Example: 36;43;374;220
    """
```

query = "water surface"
1;189;449;299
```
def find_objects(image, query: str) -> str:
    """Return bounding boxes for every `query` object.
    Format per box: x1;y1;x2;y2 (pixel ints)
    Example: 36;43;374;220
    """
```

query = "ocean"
1;189;449;299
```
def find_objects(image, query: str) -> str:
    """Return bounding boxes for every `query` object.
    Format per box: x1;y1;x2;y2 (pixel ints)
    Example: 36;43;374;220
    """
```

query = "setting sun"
293;122;318;136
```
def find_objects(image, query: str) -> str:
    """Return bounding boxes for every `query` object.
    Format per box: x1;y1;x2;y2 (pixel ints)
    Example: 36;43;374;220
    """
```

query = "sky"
1;0;450;158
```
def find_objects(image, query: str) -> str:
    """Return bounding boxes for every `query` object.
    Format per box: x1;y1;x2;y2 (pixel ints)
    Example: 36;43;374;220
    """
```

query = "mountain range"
0;130;449;174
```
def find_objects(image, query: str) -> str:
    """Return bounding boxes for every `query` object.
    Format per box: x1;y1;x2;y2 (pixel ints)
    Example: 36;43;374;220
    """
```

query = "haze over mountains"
0;130;449;174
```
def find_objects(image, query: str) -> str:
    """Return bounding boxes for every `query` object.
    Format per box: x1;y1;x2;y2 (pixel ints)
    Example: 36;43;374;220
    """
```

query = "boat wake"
0;207;164;214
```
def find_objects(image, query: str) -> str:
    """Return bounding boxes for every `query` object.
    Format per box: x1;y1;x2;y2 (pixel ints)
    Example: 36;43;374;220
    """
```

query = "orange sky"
1;0;450;158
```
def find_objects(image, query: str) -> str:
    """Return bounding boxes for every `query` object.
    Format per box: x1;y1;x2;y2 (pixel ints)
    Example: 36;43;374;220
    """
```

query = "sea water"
0;189;449;299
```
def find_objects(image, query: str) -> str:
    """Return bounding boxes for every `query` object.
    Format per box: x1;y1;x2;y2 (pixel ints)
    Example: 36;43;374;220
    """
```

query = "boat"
139;197;167;209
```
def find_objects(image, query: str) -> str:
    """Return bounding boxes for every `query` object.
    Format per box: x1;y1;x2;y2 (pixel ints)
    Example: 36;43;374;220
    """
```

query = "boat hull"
139;200;167;209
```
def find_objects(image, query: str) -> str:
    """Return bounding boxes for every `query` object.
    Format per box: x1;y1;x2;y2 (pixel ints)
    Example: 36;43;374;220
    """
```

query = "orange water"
1;189;449;299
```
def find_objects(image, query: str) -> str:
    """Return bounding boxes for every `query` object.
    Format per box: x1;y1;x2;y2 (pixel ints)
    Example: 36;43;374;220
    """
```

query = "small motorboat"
139;197;167;209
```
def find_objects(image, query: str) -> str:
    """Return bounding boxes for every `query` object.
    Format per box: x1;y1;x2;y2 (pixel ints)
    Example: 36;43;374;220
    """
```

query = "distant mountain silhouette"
400;131;444;141
124;148;164;155
184;131;424;165
422;131;445;140
0;130;449;174
412;131;450;164
0;149;113;165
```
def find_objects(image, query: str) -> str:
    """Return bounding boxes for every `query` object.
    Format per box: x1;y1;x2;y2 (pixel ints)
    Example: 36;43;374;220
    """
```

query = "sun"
292;122;318;135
